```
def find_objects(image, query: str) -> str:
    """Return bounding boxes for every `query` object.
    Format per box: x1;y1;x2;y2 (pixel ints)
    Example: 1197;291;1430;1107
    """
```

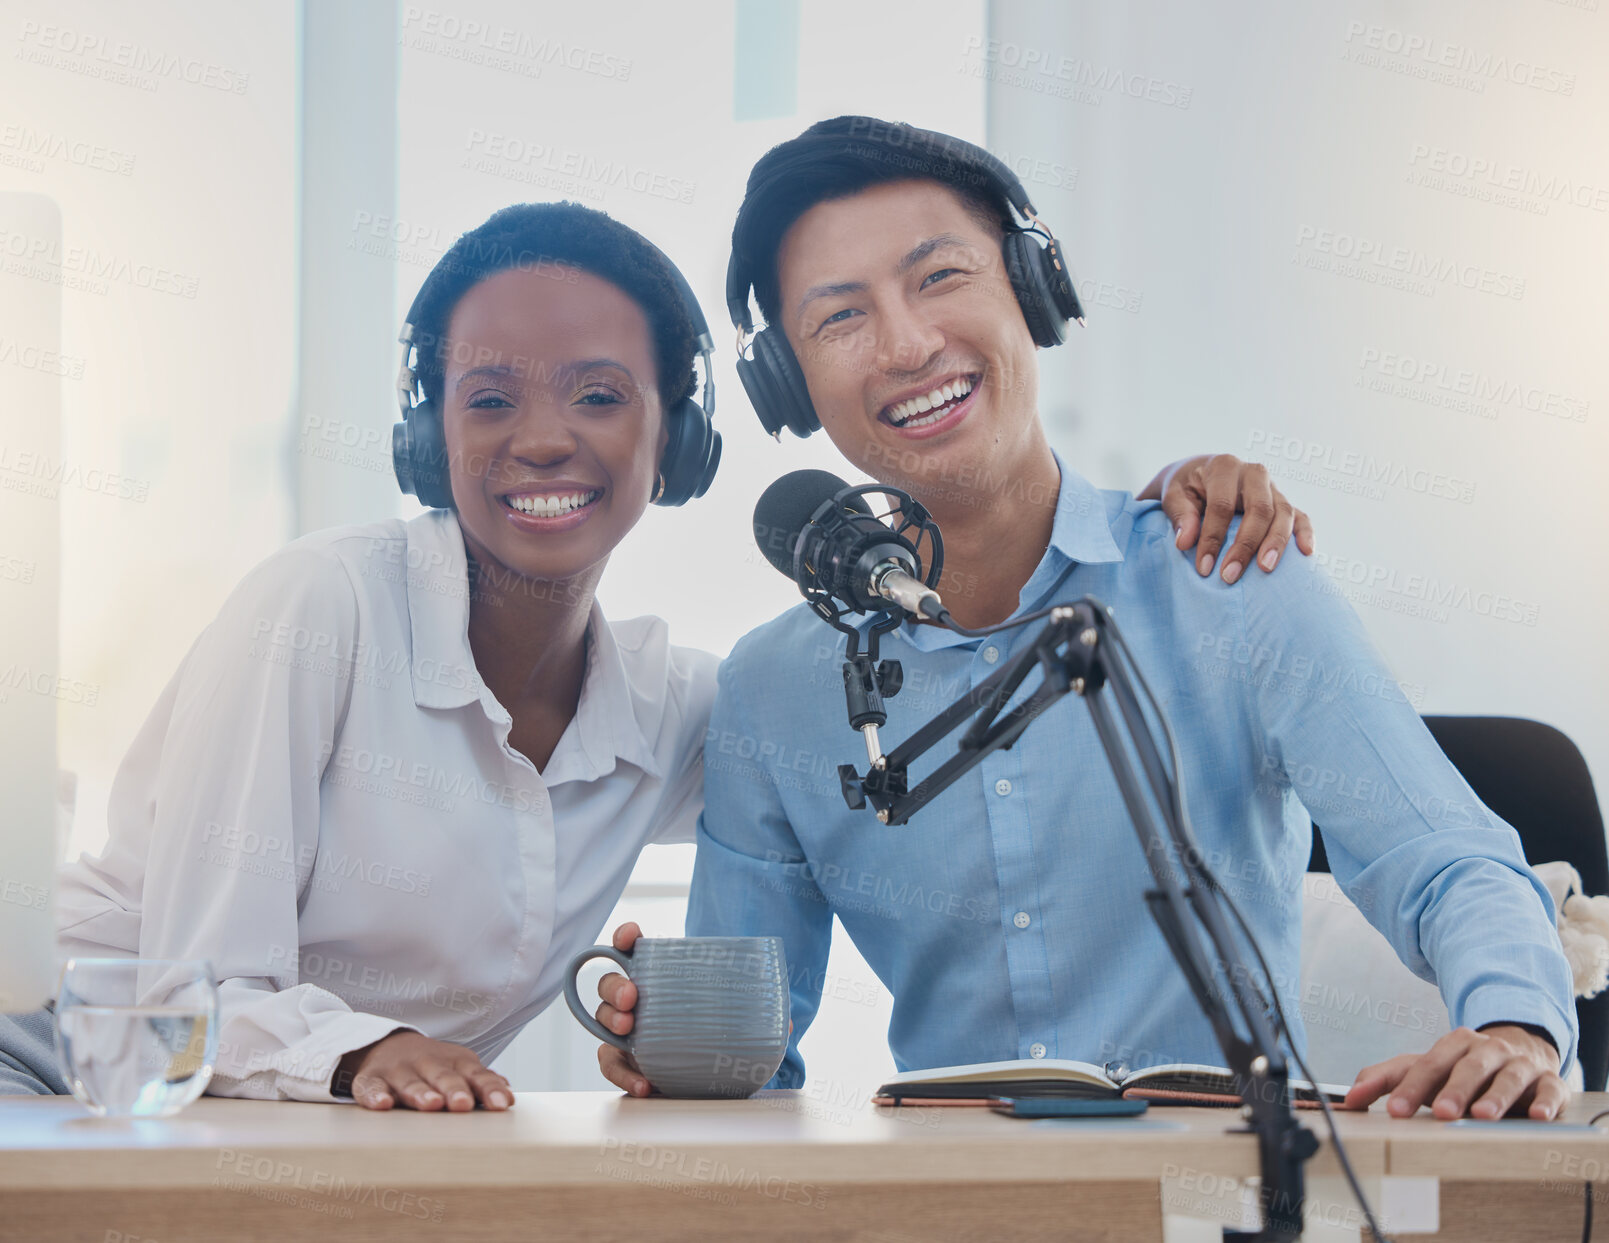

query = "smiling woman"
0;202;724;1112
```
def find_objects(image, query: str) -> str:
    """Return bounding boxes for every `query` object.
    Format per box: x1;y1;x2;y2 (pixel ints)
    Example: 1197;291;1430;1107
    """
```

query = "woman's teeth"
504;489;601;517
888;376;975;428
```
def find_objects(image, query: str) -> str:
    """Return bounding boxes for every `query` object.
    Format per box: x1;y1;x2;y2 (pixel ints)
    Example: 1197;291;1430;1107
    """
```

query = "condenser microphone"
753;470;945;620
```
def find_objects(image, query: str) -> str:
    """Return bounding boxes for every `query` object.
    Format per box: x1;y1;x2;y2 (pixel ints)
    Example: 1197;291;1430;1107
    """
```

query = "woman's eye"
577;389;624;407
467;393;514;410
921;268;962;290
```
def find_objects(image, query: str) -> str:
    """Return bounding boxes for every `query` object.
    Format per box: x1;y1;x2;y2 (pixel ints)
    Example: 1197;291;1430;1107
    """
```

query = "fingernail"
422;1090;442;1103
634;1080;647;1096
1389;1095;1409;1115
1260;548;1279;572
490;1091;510;1109
1197;553;1215;576
451;1091;472;1108
1174;523;1186;548
1222;561;1243;585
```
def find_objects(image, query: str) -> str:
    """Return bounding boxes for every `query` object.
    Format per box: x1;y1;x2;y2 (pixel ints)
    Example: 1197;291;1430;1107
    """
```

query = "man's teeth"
888;377;974;427
505;489;601;517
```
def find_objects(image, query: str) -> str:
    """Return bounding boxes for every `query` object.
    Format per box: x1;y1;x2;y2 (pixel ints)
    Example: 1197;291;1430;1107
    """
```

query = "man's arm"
1234;539;1575;1119
594;650;834;1092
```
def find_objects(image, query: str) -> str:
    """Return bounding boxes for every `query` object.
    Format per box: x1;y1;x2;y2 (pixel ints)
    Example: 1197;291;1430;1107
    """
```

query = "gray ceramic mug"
563;936;789;1099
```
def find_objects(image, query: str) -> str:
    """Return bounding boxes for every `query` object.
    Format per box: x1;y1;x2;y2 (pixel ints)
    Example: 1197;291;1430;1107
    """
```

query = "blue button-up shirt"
688;459;1576;1085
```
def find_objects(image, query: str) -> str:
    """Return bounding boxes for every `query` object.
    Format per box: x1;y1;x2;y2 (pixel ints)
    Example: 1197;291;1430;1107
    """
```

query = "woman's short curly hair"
407;201;696;411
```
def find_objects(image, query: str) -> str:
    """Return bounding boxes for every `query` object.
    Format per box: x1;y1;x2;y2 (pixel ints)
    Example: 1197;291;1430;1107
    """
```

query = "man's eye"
819;308;858;331
921;268;962;289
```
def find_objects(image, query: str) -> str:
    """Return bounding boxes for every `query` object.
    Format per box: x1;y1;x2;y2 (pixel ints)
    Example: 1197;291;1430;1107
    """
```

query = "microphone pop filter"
752;469;872;580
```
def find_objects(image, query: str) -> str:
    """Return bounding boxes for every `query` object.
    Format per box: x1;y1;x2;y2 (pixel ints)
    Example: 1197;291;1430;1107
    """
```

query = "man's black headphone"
393;242;721;509
724;122;1085;440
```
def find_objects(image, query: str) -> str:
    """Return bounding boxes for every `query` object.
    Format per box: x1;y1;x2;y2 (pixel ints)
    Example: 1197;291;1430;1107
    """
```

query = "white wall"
0;2;298;861
987;0;1609;801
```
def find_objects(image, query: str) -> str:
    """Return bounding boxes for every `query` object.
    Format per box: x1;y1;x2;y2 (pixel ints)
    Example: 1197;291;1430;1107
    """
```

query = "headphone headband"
394;226;720;509
726;120;1048;338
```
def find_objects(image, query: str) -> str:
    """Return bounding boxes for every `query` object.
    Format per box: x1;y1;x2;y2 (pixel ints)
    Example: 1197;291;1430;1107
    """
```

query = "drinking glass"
54;958;219;1118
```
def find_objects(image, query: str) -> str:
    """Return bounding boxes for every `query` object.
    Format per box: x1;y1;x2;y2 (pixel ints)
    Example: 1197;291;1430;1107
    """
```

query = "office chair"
1309;716;1609;1091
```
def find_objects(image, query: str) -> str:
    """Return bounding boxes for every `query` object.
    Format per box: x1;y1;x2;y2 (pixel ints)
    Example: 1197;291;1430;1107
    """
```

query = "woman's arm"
124;543;419;1101
1138;453;1316;583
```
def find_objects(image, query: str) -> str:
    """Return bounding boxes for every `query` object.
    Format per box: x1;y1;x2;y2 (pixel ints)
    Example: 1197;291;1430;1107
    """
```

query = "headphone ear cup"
1003;230;1069;349
402;398;455;509
741;327;820;438
654;396;721;507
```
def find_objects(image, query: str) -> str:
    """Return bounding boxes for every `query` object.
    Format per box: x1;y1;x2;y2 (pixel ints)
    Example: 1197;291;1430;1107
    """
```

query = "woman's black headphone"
393;241;721;509
724;122;1085;440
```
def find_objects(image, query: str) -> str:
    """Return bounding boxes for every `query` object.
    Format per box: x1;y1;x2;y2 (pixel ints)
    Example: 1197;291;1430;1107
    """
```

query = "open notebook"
873;1058;1349;1109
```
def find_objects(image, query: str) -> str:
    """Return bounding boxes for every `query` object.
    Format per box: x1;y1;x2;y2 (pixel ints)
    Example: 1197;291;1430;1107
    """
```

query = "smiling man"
596;117;1576;1122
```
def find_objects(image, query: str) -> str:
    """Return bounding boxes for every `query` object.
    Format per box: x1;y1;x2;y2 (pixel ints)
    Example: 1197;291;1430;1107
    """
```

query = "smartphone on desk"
988;1096;1149;1119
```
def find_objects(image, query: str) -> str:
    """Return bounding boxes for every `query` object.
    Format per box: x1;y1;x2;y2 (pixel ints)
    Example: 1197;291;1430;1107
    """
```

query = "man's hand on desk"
592;922;792;1098
334;1032;514;1111
1341;1023;1569;1121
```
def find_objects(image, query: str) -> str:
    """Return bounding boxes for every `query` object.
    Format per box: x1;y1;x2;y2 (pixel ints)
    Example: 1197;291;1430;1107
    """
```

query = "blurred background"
1;0;1604;1094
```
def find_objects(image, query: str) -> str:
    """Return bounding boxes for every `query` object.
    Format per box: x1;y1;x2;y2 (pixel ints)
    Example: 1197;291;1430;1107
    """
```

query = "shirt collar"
888;453;1124;652
1035;451;1126;574
402;510;661;781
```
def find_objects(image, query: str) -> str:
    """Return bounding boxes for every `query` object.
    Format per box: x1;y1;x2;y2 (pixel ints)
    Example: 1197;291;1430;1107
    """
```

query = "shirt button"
982;645;999;664
1013;911;1031;929
1030;1043;1047;1059
994;778;1012;797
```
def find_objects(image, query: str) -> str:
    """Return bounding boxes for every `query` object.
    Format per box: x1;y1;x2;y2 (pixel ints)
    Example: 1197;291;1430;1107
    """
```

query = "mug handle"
562;945;634;1050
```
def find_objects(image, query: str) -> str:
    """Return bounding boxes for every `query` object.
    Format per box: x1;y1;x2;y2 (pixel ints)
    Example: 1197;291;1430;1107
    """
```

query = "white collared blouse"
55;509;717;1100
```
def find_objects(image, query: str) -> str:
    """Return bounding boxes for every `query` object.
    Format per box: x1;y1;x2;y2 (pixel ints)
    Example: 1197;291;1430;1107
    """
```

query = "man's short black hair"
731;116;1012;328
409;201;696;411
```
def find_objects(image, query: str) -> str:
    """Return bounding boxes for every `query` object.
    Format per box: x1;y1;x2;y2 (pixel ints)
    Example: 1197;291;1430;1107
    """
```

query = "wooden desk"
2;1090;1607;1242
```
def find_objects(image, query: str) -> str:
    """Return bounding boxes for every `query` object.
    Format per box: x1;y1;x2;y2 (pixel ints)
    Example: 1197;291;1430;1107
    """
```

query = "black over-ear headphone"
724;123;1085;440
393;242;721;509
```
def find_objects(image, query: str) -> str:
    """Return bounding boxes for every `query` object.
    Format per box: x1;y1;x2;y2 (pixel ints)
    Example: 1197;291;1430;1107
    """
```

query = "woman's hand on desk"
335;1032;514;1111
1341;1024;1569;1121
